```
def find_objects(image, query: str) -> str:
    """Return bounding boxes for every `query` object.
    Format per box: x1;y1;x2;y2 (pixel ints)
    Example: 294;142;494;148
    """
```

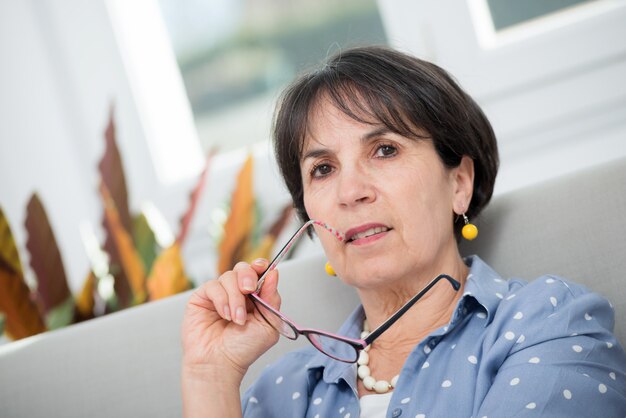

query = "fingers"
249;258;270;277
222;260;269;325
234;260;263;293
247;258;281;310
258;269;281;310
191;279;232;321
193;259;280;327
220;269;248;325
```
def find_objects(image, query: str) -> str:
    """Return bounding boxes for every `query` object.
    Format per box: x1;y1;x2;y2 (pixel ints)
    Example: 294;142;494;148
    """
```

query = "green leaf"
45;296;75;330
132;213;158;273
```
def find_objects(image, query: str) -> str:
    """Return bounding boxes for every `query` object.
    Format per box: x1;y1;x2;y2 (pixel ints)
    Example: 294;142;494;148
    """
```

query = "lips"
345;223;391;243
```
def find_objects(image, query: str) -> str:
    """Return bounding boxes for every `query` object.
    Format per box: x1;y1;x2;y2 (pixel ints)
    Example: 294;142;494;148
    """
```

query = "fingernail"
253;258;266;267
223;305;232;321
235;307;246;325
242;277;255;292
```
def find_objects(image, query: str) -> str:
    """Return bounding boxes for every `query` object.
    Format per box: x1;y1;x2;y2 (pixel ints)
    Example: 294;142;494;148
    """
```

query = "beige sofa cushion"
460;156;626;345
0;157;624;418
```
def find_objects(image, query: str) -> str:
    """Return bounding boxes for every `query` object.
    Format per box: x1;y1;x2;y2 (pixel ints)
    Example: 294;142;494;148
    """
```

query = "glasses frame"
248;220;461;363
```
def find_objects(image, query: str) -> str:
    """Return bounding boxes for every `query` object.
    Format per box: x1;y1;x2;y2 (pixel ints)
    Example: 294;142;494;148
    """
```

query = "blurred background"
160;0;387;153
1;0;625;339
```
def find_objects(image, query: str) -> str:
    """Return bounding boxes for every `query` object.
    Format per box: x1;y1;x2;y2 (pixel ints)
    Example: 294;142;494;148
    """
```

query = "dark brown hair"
273;46;499;237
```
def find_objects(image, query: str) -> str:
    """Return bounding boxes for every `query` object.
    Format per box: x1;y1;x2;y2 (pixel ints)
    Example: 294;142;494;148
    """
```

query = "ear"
452;156;475;214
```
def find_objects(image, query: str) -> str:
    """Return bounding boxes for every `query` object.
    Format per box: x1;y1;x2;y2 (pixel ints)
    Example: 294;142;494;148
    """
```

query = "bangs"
297;78;432;160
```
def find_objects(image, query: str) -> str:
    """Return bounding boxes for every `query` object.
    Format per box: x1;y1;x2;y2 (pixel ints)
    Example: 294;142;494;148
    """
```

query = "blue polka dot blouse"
242;256;626;417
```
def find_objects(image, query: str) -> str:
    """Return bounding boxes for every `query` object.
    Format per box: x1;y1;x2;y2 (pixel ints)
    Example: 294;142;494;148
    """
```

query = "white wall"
0;0;160;291
0;0;294;291
2;0;625;294
378;0;626;195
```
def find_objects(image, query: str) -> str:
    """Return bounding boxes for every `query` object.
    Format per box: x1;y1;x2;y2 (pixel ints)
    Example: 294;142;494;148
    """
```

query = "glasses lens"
251;297;298;340
307;333;358;363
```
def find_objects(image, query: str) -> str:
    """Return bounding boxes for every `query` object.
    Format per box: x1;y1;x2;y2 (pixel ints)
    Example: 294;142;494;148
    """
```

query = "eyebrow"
301;127;392;163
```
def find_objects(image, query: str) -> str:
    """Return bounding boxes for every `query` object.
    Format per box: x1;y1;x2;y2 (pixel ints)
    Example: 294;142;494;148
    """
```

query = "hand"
181;259;280;380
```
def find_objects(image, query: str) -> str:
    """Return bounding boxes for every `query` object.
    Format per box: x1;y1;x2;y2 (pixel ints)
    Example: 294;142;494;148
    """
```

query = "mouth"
345;224;391;243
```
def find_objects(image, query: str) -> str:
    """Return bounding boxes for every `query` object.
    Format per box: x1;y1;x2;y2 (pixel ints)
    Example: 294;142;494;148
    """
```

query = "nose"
336;164;376;207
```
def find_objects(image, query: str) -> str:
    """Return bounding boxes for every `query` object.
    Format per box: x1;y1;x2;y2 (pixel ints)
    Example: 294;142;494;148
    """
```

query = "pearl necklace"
357;320;400;394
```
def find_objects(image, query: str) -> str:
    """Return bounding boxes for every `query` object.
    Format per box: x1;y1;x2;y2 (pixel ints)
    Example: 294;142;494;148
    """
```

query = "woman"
181;46;626;417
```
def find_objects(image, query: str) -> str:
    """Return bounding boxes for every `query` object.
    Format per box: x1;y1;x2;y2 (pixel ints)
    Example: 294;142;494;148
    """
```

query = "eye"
310;163;333;179
375;144;398;158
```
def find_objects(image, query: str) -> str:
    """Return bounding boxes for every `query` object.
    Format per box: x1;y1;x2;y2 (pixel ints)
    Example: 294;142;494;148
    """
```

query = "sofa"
1;157;625;418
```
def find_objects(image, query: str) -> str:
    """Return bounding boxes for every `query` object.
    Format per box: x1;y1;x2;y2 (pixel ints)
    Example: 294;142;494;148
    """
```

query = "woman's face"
300;100;473;289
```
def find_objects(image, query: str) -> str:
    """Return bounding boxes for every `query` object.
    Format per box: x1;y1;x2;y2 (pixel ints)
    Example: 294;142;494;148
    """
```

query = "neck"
357;254;468;348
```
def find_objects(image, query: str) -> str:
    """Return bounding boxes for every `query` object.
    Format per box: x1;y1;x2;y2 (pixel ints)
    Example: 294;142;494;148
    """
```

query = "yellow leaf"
0;260;46;340
245;235;276;262
0;207;23;276
75;271;96;319
243;205;294;262
217;155;255;274
147;243;191;300
99;181;146;304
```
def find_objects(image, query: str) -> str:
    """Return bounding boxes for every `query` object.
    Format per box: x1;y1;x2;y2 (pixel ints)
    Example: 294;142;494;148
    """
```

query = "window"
157;0;387;153
486;0;596;31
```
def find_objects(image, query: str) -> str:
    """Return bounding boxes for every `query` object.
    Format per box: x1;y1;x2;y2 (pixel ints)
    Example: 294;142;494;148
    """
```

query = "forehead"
300;95;431;160
301;95;382;153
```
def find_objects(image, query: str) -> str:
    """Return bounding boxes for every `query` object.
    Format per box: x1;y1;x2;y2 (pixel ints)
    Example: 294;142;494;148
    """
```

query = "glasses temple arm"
364;274;461;345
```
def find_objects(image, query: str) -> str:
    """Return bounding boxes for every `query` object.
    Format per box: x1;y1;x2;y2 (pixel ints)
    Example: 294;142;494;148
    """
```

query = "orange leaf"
244;235;276;264
98;107;133;307
217;155;255;274
99;181;146;305
147;243;191;300
245;205;294;262
98;106;132;234
74;271;96;321
0;207;24;276
177;148;217;247
24;193;71;314
0;259;46;340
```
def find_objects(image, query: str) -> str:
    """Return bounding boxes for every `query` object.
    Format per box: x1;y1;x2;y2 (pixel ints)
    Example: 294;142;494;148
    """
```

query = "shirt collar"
462;255;508;324
305;305;364;387
303;255;507;383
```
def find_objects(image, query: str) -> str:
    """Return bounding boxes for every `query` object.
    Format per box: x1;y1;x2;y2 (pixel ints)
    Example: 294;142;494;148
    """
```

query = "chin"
342;264;398;288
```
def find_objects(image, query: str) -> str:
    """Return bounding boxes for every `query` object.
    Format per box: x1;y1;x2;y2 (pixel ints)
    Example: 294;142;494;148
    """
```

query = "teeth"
350;226;389;241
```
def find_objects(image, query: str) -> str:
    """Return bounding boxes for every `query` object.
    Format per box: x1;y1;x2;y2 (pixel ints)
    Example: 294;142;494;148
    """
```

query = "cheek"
302;182;333;220
391;170;454;232
302;188;315;218
301;176;315;216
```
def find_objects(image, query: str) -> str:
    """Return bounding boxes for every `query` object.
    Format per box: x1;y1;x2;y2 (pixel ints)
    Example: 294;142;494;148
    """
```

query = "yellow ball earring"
462;213;478;241
325;261;336;276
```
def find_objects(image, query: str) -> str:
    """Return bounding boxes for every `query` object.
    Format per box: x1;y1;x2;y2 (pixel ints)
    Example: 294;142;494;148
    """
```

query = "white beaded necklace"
357;320;400;394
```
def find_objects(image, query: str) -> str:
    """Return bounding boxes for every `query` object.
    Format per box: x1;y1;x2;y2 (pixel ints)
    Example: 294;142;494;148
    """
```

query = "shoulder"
499;274;615;335
476;275;626;415
484;273;624;372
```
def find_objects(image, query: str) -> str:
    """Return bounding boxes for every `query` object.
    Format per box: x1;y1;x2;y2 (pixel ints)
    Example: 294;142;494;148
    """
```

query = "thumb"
250;258;281;308
250;258;271;276
258;268;281;310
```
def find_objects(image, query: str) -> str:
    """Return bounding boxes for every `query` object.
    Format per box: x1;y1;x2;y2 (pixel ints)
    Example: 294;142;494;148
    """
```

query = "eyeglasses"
248;220;461;363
